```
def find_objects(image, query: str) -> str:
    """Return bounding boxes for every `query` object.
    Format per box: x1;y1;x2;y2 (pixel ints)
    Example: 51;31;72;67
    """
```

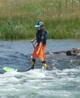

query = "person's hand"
31;37;36;43
31;39;34;43
36;51;39;55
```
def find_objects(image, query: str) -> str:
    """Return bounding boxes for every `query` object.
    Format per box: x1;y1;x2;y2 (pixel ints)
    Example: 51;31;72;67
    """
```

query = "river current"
0;39;80;98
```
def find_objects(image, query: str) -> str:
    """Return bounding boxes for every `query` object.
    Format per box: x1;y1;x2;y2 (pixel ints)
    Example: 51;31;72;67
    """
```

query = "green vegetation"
0;0;80;39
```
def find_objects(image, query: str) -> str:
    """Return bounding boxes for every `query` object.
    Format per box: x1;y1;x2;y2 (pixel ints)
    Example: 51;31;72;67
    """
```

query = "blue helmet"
35;21;44;28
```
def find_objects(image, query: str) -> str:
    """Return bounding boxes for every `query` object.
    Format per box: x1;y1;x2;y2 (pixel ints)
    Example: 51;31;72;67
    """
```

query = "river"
0;39;80;98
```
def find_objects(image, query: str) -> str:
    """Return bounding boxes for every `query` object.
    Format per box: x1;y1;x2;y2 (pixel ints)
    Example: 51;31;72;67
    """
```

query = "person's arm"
37;42;42;54
31;37;36;43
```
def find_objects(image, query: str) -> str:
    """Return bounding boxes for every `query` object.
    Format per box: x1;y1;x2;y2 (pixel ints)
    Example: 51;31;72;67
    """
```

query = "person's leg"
31;44;38;69
42;60;47;70
38;45;47;70
31;57;36;69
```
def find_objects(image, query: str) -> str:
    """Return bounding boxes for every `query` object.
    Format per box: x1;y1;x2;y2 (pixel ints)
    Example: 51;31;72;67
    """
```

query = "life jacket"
36;29;47;45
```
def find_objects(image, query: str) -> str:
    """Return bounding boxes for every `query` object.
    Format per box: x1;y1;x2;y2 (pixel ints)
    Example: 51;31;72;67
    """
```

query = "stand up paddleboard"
3;67;48;73
3;67;18;72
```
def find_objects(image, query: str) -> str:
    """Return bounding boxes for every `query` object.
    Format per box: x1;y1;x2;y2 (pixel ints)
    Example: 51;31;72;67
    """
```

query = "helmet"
35;21;44;28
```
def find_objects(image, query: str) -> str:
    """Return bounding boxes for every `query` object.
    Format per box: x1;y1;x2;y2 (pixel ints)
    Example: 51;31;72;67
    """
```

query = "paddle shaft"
45;54;51;71
32;42;41;60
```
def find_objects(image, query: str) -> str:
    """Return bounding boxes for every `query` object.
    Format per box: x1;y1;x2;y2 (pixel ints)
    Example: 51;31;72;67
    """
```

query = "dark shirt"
36;29;47;45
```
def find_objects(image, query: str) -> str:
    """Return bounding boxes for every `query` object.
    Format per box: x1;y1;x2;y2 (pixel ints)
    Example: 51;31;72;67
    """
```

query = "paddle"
26;42;44;71
32;42;42;62
45;54;51;71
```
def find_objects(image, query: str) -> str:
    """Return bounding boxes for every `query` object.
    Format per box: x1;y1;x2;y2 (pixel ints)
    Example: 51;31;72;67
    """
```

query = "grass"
0;0;80;39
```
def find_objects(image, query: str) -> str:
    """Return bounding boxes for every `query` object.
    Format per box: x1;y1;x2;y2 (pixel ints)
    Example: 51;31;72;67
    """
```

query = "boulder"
77;53;80;56
66;47;80;56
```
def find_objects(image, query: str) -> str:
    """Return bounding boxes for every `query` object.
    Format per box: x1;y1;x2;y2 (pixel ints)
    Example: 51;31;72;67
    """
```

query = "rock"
66;50;71;56
71;47;80;55
66;47;80;56
77;53;80;56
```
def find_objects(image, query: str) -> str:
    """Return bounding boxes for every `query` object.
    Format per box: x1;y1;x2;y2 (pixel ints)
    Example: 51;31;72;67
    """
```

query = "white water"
0;39;80;98
0;68;80;98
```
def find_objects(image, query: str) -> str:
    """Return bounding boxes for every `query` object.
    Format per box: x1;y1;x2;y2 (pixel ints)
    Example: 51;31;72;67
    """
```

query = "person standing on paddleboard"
30;21;48;70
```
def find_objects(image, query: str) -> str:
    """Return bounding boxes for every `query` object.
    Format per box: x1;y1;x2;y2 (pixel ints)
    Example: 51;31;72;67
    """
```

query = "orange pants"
32;44;46;60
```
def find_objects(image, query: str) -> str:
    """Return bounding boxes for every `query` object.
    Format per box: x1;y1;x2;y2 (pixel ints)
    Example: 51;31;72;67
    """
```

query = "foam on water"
0;67;80;98
0;39;80;98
